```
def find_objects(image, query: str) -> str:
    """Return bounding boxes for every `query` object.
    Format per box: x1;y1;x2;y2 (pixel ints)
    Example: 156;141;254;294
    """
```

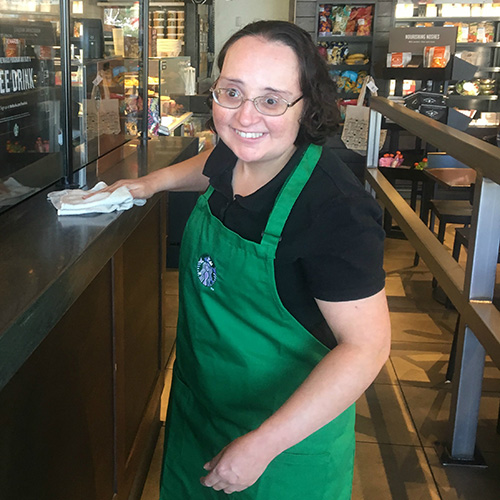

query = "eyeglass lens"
213;89;289;116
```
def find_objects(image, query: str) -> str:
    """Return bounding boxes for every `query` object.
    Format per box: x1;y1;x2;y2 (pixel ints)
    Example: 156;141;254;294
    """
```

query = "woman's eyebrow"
219;78;291;96
218;77;244;86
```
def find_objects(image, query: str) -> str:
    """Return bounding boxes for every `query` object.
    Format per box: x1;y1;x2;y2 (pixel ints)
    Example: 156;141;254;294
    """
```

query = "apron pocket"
253;450;334;500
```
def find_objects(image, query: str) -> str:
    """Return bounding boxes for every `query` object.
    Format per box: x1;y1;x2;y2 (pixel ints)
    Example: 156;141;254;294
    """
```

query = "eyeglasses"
210;87;303;116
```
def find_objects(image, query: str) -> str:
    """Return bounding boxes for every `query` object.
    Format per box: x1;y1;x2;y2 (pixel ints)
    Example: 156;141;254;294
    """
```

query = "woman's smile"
232;127;266;140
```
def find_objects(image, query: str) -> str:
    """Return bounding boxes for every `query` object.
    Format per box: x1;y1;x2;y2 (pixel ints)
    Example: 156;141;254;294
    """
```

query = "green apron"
160;144;355;500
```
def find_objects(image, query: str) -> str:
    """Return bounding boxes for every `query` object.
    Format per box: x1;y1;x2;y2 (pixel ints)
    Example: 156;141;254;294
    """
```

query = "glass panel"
71;1;141;168
0;0;62;214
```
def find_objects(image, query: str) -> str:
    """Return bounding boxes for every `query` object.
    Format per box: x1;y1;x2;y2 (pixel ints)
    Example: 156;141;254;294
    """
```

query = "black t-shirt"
203;140;385;349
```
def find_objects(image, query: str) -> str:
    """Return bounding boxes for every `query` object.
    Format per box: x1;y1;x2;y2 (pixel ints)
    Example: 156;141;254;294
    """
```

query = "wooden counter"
0;136;198;500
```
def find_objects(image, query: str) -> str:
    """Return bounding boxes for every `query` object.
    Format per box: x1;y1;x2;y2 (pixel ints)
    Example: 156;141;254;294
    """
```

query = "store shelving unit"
315;2;376;99
393;3;500;113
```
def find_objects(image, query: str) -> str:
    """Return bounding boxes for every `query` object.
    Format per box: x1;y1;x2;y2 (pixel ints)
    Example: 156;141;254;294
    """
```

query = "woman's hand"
200;431;276;494
83;176;158;200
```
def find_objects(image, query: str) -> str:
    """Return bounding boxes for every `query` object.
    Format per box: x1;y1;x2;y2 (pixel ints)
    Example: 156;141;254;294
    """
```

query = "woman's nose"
234;99;260;124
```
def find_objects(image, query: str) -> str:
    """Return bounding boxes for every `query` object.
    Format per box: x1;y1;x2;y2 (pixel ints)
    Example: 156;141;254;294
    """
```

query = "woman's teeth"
235;130;264;139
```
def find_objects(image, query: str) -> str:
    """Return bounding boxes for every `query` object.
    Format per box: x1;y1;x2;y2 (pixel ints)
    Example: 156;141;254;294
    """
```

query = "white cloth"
0;178;37;207
47;181;146;216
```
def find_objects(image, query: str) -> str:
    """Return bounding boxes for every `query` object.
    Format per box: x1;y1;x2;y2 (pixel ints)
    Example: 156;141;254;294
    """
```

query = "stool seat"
429;199;472;242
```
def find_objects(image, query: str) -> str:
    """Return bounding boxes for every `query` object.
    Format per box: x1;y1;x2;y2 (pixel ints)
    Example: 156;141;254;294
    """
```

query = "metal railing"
366;96;500;465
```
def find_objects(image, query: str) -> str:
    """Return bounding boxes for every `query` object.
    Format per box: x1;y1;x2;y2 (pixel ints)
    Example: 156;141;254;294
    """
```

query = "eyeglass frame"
209;86;304;116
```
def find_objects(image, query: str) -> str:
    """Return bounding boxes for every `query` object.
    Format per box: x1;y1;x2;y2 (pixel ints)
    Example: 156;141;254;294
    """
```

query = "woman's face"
213;36;304;168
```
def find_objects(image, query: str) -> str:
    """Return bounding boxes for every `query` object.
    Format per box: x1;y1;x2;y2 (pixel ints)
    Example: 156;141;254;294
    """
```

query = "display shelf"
395;17;500;23
315;1;376;98
384;66;453;81
158;111;193;135
0;11;60;19
476;67;500;73
457;42;500;48
97;1;184;5
389;2;500;115
328;63;370;71
318;35;373;42
448;95;498;101
384;56;477;82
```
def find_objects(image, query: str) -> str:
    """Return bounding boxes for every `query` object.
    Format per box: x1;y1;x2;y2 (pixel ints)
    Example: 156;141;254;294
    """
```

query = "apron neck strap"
261;143;322;252
203;185;215;199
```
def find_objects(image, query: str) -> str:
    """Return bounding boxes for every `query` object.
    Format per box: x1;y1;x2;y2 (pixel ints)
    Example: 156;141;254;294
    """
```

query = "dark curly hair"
207;20;340;145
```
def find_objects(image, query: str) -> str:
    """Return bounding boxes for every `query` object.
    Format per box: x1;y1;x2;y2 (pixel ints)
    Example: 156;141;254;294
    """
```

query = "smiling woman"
157;20;389;500
211;36;304;182
96;19;389;500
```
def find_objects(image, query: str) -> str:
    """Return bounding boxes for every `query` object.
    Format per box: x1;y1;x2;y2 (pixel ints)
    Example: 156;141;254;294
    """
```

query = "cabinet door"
0;263;115;500
114;202;165;499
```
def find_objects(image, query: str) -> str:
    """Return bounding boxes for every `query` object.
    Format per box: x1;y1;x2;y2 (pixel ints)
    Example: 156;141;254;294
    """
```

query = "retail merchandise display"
150;8;184;57
318;4;373;36
392;1;500;120
315;2;375;100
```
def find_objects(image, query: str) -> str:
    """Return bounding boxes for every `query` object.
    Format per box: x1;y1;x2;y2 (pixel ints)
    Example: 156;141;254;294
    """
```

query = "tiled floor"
140;228;500;499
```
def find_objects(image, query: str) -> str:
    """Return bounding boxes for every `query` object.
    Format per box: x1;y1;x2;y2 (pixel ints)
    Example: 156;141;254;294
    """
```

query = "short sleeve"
302;193;386;302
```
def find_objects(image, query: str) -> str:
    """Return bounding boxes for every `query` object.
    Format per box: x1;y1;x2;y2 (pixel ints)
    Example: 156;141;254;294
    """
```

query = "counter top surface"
0;136;198;390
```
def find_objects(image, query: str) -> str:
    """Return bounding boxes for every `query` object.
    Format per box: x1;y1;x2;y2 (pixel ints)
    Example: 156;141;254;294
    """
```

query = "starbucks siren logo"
197;255;217;288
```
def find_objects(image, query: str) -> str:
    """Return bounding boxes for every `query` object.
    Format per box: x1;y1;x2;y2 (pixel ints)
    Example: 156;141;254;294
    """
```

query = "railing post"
366;108;382;169
444;176;500;465
365;109;382;196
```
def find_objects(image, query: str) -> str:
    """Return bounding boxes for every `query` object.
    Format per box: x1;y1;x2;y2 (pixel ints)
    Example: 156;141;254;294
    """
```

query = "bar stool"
429;199;472;244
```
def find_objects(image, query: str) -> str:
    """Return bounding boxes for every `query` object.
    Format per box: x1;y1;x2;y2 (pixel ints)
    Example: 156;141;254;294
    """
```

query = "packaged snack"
345;7;358;35
326;41;348;64
356;5;373;36
318;17;332;36
386;52;412;68
355;71;368;92
477;22;495;43
340;70;358;92
484;22;495;43
468;23;478;43
4;38;23;58
459;23;469;43
318;5;333;36
424;46;450;68
331;5;351;35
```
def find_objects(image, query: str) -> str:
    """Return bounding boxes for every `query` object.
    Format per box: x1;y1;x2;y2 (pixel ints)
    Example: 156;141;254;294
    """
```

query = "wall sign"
0;22;56;46
389;27;458;54
0;57;36;95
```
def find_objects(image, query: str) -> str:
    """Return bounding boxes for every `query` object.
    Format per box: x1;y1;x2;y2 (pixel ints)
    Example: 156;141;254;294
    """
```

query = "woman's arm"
201;288;391;494
84;147;213;200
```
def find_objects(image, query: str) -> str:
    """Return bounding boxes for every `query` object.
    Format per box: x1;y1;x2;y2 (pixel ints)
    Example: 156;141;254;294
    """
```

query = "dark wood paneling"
0;263;114;500
121;204;162;461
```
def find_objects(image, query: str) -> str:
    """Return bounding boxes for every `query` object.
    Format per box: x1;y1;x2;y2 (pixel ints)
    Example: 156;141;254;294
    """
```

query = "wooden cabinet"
0;198;168;500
